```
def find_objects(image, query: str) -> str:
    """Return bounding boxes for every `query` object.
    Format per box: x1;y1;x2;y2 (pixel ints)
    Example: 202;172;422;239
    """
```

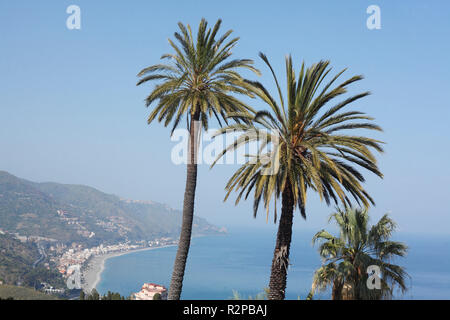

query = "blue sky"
0;1;449;235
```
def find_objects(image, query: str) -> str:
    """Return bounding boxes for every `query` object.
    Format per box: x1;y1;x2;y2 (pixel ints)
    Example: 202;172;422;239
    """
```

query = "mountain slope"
0;171;223;246
0;172;75;241
0;232;39;284
0;284;60;300
0;232;64;288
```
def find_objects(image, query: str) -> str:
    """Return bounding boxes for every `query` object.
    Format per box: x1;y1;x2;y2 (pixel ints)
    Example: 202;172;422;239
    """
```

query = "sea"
96;227;450;300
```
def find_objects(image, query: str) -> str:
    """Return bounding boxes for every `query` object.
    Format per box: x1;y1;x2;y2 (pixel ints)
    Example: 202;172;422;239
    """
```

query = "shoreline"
81;244;176;294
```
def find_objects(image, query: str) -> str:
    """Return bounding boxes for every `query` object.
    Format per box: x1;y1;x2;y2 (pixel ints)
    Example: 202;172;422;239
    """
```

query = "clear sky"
1;1;449;235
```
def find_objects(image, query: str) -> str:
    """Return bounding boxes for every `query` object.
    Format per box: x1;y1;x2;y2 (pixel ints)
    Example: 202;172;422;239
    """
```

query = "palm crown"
311;207;409;299
137;18;260;133
214;53;384;221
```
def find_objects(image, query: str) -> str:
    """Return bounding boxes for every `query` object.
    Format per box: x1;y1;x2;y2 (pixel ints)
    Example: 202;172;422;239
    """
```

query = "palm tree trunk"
168;112;200;300
332;280;344;300
268;181;294;300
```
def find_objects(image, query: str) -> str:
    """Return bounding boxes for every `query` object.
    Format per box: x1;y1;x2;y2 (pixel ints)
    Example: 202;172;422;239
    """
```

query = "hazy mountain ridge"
0;171;223;246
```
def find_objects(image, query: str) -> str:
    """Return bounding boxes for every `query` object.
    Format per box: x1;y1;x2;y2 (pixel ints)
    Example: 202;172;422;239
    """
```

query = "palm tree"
311;207;408;300
136;18;259;300
212;53;384;299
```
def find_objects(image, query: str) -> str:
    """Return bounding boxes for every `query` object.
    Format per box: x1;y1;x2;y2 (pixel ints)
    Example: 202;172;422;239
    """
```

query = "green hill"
0;233;39;284
0;284;60;300
0;171;224;246
0;233;64;288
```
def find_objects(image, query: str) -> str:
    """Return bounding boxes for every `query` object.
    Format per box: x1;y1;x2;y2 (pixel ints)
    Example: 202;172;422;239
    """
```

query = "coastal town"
53;237;177;276
57;237;178;295
1;228;178;298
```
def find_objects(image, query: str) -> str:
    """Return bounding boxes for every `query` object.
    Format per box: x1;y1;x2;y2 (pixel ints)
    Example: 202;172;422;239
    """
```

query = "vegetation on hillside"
0;233;64;288
0;284;60;300
0;171;222;247
79;289;129;300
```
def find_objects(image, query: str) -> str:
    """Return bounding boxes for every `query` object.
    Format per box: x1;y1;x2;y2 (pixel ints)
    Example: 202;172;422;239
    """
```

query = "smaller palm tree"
311;207;409;300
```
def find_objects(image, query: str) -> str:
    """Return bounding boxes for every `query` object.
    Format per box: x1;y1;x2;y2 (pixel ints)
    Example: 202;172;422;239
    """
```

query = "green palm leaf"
311;207;409;300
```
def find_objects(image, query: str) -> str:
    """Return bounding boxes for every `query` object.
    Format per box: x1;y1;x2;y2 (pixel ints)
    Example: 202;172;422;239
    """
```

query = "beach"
81;245;176;294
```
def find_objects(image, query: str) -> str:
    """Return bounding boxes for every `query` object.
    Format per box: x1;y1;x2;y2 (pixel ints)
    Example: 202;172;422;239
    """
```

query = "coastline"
81;244;176;294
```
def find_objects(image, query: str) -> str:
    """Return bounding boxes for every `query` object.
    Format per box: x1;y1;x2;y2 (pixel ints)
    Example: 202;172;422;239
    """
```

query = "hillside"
0;284;60;300
0;232;39;284
0;232;65;287
0;171;223;246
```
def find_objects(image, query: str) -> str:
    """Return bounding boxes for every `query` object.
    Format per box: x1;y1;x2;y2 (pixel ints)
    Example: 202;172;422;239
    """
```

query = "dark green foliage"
153;293;161;300
21;267;65;289
311;207;409;300
80;289;127;300
88;289;100;300
101;290;126;300
0;233;64;288
0;233;39;284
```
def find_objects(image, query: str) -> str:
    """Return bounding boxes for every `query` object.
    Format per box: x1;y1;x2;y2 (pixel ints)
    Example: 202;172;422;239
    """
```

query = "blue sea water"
96;227;450;300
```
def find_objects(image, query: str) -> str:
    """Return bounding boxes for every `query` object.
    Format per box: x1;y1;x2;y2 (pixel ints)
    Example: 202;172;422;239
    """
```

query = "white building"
133;283;167;300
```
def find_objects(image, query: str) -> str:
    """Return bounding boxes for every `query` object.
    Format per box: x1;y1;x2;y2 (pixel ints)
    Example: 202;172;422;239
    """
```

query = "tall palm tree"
311;207;408;300
137;18;259;300
212;53;384;299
